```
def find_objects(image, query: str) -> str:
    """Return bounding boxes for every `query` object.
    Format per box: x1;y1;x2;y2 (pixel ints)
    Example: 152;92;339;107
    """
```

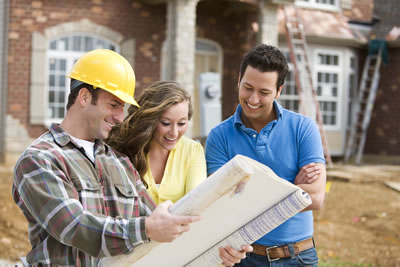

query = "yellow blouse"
143;136;207;204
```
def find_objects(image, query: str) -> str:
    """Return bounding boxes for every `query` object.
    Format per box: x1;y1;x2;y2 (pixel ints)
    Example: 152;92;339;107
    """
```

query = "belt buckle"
266;246;279;262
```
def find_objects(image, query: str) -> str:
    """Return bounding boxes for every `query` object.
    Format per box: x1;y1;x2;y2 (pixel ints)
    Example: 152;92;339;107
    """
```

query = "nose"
248;91;259;104
114;107;125;124
169;124;178;137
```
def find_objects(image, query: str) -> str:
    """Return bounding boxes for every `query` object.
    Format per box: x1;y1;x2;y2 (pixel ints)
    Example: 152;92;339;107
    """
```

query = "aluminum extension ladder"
283;5;333;168
344;45;383;165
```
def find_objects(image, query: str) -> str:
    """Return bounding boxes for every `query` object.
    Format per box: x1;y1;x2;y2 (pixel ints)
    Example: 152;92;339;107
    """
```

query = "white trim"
161;38;223;83
278;48;300;113
312;47;342;131
279;43;358;155
161;38;224;138
44;19;123;43
296;0;340;12
195;38;223;76
30;32;47;125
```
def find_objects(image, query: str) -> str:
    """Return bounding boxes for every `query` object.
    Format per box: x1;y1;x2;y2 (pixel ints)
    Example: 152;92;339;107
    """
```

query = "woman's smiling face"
151;101;189;151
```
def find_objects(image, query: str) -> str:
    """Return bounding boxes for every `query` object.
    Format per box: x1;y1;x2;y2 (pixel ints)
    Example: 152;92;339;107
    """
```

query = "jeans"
234;247;318;267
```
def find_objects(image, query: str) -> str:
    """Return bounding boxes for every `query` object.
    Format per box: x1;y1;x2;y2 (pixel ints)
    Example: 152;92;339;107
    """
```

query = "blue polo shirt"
205;101;325;245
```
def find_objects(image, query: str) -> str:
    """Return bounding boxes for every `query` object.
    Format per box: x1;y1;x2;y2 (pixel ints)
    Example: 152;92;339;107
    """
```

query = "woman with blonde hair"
108;81;206;204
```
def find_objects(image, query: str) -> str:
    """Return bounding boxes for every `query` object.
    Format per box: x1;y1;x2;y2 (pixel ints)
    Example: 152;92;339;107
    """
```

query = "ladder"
344;43;383;165
283;5;333;168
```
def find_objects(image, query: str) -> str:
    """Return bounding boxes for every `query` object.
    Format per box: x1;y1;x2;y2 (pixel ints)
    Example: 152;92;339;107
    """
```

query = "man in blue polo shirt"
205;44;326;266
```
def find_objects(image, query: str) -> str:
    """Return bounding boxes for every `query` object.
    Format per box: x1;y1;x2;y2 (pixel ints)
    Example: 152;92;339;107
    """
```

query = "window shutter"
30;32;47;124
341;0;352;10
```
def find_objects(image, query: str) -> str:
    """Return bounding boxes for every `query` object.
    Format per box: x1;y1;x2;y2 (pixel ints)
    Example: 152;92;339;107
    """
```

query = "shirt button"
253;134;256;138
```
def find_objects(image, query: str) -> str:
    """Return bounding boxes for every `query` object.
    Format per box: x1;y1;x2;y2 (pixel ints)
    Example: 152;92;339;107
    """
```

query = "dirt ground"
1;160;400;266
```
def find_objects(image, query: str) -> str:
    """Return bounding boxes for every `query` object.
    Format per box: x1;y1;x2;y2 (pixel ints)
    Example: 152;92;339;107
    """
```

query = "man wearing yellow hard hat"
12;49;249;266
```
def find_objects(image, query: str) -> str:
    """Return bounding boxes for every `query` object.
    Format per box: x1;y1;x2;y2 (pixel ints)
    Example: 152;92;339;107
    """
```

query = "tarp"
368;39;389;64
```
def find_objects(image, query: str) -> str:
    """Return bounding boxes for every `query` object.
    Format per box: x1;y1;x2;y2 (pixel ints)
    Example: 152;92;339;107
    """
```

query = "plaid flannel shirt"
12;124;156;266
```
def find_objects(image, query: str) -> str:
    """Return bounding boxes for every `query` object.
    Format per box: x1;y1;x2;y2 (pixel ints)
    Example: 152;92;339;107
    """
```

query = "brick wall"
8;0;263;141
364;0;400;155
365;47;400;155
196;1;257;119
8;0;166;139
372;0;400;39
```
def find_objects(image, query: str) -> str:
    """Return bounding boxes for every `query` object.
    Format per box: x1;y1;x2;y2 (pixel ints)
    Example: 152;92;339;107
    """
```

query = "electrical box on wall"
198;72;221;137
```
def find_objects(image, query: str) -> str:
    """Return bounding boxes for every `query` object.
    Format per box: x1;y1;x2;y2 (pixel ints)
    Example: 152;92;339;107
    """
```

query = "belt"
251;237;314;261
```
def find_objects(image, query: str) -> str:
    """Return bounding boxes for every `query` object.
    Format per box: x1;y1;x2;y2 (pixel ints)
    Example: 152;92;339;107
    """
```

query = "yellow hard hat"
67;49;139;107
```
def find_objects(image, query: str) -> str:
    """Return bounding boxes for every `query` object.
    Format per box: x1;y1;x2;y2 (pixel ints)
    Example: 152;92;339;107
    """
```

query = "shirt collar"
233;104;243;125
49;123;72;147
274;100;283;119
49;123;107;152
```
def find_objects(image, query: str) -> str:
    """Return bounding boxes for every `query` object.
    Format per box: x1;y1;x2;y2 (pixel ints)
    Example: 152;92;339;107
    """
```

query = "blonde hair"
107;81;193;183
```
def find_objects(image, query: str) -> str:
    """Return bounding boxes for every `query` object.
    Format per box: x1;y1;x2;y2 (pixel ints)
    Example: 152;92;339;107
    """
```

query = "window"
296;0;339;10
278;51;300;113
46;35;118;124
347;55;358;128
161;38;223;138
315;51;341;127
161;38;222;80
302;0;336;4
30;20;132;126
194;39;222;74
279;47;350;130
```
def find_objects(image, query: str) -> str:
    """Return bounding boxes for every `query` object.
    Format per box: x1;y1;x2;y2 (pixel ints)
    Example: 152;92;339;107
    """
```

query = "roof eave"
279;33;367;48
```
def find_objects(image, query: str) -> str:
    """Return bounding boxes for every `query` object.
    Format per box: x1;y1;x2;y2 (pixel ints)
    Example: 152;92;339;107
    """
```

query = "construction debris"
327;164;400;183
384;181;400;193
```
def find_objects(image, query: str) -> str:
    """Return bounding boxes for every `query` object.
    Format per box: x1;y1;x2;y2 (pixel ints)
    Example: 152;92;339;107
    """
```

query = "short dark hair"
239;44;289;90
66;79;100;110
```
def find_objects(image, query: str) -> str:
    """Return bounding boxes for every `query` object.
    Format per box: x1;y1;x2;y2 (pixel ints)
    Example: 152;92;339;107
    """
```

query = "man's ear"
276;85;284;99
77;87;92;107
237;73;241;89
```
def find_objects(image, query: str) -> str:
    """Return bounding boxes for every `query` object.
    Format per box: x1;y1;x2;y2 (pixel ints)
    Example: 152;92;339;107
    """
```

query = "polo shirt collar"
274;100;283;120
233;105;244;126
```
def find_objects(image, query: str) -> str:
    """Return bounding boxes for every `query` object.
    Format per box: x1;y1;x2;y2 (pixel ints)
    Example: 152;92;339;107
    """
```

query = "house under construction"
0;0;399;164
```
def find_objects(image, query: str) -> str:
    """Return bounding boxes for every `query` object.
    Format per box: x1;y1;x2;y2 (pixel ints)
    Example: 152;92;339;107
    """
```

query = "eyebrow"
243;82;253;87
112;100;124;107
243;82;273;92
160;116;188;121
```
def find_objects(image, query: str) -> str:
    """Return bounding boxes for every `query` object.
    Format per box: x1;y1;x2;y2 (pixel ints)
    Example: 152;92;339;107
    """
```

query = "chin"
243;108;258;116
101;131;111;140
163;143;176;151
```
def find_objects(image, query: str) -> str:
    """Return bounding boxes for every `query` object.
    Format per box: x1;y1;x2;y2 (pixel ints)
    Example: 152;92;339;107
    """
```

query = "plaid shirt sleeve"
13;143;153;260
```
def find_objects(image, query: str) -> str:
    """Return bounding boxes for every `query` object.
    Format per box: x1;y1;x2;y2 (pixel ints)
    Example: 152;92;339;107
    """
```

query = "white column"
0;0;9;163
258;0;279;46
165;0;199;137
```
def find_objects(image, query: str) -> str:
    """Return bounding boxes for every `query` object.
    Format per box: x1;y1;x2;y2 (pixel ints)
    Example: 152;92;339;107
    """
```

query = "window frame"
161;38;223;80
278;49;300;114
313;48;342;130
295;0;340;12
278;46;347;130
346;52;359;128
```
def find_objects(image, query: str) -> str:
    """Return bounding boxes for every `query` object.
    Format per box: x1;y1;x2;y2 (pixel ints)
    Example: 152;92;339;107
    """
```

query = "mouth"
164;137;177;144
105;121;115;130
246;102;261;109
